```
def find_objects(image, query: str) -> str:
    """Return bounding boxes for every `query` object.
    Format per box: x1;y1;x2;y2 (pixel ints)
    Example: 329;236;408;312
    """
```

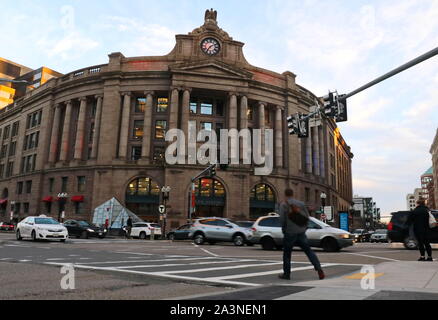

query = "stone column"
319;126;325;178
305;131;313;174
312;126;320;176
228;93;238;129
181;89;191;135
258;102;266;154
239;95;248;160
49;104;62;163
74;97;87;160
91;95;103;159
118;92;131;159
275;106;284;168
169;88;179;130
60;100;73;162
142;91;154;160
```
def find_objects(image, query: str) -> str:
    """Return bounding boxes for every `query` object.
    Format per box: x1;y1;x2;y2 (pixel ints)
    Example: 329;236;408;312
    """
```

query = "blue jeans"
283;233;322;276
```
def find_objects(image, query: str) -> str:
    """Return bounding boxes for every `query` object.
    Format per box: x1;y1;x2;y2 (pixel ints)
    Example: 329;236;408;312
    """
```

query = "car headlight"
340;234;350;239
87;228;95;232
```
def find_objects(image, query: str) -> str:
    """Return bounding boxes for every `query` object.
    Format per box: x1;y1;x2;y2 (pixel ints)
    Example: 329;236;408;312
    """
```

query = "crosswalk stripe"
75;256;221;265
161;262;283;275
115;259;256;270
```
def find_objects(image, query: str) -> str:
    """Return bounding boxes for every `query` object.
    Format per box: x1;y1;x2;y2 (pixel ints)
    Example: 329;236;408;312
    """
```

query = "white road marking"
46;258;68;261
18;260;31;262
161;262;283;275
75;257;220;265
115;259;256;270
344;253;400;262
192;243;220;257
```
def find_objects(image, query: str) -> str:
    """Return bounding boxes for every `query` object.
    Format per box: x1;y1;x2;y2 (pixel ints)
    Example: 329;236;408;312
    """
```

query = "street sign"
159;205;166;214
324;206;333;222
339;212;349;232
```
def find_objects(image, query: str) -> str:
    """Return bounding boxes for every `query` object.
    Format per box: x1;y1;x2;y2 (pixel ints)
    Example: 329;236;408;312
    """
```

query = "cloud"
38;32;99;60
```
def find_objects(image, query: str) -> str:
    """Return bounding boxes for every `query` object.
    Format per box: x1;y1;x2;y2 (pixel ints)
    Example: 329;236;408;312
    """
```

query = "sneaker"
278;274;291;280
418;257;426;261
427;257;434;262
317;270;325;280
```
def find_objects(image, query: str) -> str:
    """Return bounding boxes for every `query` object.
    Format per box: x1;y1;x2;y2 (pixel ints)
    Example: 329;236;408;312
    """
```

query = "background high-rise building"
0;58;32;109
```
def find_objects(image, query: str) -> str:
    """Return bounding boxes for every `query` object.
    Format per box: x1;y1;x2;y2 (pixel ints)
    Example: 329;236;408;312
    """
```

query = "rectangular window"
190;101;198;114
77;176;86;192
153;147;165;163
23;135;28;151
131;146;142;161
155;120;167;140
201;122;213;131
6;161;13;178
15;203;21;215
23;203;29;215
157;98;168;113
25;181;32;194
17;182;23;195
89;123;95;144
216;100;224;116
11;122;19;137
8;141;16;157
200;100;213;115
3;126;10;140
133;120;144;139
0;145;7;159
49;178;54;193
0;164;4;179
135;98;146;113
75;202;84;215
61;177;68;193
248;105;254;121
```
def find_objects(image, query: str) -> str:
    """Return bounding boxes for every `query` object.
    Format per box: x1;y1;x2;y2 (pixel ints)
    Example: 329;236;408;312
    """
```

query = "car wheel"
194;233;205;245
261;237;276;251
168;233;175;241
233;234;245;247
322;237;339;252
80;231;88;239
16;230;22;241
31;230;37;242
139;232;147;240
404;237;418;250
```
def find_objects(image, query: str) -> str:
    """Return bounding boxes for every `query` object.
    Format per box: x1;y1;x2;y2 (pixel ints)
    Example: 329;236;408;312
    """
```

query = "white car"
250;214;354;252
131;222;162;239
16;216;68;242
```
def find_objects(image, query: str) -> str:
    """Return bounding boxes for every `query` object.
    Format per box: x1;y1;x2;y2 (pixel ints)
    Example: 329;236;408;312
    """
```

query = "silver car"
190;217;254;246
370;229;388;243
250;214;354;252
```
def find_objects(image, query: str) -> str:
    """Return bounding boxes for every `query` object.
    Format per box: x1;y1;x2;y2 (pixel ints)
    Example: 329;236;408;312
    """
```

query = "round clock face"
201;38;221;56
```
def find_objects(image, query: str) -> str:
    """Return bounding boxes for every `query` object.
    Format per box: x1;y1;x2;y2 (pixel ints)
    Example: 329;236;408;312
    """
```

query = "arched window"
125;177;161;222
250;184;277;219
193;178;226;218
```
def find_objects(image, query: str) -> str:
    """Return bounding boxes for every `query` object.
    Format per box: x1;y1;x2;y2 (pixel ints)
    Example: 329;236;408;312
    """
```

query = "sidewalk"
280;261;438;300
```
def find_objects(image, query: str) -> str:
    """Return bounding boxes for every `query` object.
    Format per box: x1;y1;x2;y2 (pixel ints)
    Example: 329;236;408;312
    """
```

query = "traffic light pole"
345;46;438;99
189;164;218;223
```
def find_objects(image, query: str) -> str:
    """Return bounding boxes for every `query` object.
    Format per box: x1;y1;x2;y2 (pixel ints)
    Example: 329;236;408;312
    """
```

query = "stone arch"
249;182;278;219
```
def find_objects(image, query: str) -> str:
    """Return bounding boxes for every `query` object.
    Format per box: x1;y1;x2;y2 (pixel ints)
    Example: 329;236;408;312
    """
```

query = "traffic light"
323;92;348;123
287;114;309;138
208;165;217;178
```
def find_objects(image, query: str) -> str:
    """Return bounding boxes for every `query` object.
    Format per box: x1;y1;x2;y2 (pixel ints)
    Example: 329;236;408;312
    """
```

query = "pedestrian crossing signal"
287;114;309;138
323;92;348;123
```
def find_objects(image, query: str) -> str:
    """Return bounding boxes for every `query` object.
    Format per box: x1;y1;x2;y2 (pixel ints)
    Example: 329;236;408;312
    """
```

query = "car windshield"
236;222;254;228
35;218;60;225
353;229;364;234
151;224;161;228
375;230;387;234
225;220;239;226
78;221;92;227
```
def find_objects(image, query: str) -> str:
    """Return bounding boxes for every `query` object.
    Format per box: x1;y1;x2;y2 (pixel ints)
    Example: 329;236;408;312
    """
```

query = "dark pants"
283;233;322;277
126;227;132;239
415;232;432;257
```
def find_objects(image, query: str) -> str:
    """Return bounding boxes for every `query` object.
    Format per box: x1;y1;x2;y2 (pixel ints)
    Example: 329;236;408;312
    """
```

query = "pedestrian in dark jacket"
278;189;325;280
126;217;133;239
408;199;433;261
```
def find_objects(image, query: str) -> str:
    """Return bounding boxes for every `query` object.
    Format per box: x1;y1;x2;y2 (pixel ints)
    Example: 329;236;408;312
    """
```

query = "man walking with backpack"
279;189;325;281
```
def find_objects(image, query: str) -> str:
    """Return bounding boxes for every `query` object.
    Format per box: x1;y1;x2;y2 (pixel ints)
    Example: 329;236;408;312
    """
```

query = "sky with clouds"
1;0;437;217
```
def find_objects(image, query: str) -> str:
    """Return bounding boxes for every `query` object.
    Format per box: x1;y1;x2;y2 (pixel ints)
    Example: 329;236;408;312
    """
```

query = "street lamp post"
320;193;327;222
161;186;171;239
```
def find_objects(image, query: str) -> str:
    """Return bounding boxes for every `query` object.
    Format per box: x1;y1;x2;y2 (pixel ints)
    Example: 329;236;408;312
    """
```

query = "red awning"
71;196;84;203
0;199;8;205
42;197;54;203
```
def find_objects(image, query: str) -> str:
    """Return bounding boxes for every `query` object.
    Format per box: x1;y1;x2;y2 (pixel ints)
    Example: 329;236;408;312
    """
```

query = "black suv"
388;210;438;249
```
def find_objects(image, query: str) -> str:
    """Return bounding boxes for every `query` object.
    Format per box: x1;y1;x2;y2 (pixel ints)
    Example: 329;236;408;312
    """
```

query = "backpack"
287;202;309;227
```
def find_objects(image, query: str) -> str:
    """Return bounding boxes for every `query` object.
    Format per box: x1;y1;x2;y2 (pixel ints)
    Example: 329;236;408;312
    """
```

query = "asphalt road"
0;232;431;300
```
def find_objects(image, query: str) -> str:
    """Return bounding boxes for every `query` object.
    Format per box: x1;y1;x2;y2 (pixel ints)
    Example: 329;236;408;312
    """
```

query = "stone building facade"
430;129;438;209
0;10;354;229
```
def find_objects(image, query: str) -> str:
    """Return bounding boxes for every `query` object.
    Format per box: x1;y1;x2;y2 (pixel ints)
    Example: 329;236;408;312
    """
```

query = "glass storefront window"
137;178;150;196
214;180;225;197
150;182;161;196
251;184;276;202
157;98;168;113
